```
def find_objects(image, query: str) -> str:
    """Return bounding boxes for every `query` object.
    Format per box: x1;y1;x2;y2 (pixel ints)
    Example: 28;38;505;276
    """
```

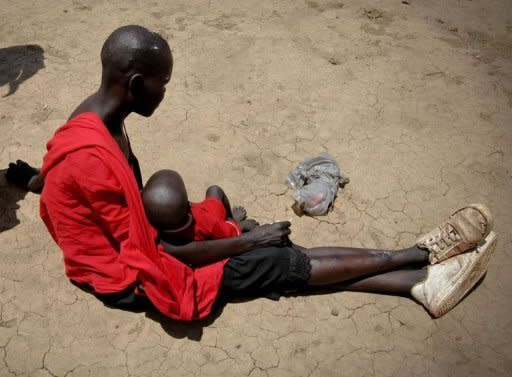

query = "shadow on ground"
145;301;226;341
0;169;28;232
74;282;229;341
94;297;228;341
0;44;45;97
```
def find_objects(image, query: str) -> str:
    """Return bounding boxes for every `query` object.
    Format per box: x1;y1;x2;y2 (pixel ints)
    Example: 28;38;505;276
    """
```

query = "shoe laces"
422;223;461;252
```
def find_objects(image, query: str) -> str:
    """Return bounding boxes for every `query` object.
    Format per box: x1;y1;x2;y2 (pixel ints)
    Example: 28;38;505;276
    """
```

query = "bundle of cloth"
285;152;350;216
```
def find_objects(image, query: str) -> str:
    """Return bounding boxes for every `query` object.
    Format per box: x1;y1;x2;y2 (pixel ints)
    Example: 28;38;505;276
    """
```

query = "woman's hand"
244;221;291;248
6;160;42;192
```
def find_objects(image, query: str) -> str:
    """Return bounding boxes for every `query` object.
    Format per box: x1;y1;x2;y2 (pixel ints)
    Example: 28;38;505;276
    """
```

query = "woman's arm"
160;221;291;266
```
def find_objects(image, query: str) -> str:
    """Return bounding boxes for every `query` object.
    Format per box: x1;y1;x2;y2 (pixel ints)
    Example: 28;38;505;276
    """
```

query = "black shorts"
221;245;312;300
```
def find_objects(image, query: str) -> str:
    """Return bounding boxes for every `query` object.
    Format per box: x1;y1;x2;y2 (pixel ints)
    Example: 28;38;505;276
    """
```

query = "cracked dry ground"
1;0;511;376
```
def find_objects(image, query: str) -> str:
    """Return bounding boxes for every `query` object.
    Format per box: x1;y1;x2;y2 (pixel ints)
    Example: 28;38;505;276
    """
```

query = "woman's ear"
128;73;144;98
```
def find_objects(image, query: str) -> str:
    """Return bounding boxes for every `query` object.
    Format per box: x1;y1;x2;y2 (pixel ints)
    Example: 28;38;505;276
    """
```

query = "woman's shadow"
0;169;28;232
0;45;45;97
144;300;227;341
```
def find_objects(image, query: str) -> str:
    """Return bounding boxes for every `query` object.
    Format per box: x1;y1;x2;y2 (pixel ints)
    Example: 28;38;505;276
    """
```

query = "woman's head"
100;25;173;117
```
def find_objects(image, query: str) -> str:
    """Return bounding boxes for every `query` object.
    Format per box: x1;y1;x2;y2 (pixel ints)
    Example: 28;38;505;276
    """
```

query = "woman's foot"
232;206;247;222
417;203;493;264
411;231;497;318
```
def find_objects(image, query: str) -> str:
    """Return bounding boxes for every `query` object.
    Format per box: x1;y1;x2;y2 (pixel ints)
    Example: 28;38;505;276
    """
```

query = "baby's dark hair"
142;169;189;230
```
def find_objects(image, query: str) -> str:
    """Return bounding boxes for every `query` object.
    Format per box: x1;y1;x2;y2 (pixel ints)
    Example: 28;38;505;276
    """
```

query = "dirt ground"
1;0;511;376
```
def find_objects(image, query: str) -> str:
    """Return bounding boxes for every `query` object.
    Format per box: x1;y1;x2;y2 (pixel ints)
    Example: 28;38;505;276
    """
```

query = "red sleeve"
211;220;241;239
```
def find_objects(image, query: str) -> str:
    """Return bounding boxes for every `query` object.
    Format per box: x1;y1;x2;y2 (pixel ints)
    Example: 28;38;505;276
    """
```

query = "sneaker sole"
431;231;497;317
429;203;494;264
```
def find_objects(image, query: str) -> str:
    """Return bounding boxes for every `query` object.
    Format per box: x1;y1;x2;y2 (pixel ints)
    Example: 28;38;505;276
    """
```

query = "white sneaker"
418;204;493;264
411;231;497;318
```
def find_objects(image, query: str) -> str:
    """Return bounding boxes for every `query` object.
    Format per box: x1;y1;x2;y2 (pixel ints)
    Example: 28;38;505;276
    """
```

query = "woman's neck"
90;86;130;134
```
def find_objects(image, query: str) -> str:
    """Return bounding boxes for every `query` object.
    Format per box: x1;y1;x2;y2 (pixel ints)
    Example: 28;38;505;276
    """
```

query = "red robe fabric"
191;198;241;241
40;112;225;321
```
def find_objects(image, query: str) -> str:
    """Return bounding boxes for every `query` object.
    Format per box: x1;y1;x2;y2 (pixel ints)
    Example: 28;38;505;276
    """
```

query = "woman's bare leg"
301;246;428;286
333;269;427;295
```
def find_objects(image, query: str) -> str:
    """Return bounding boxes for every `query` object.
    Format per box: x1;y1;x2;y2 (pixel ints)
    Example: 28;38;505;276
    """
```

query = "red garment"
191;198;241;241
40;112;225;320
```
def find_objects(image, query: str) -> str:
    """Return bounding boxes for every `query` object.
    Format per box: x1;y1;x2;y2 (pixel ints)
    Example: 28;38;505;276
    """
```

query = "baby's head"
142;169;193;234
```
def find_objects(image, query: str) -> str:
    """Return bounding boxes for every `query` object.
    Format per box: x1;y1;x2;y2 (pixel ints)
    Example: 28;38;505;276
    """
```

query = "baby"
142;169;258;245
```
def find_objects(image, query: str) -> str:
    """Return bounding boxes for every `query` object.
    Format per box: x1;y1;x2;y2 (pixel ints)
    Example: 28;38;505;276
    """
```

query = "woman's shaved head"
101;25;172;78
99;25;173;116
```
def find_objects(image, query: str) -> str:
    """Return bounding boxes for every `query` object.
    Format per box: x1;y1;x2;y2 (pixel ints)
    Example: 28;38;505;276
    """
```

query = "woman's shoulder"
65;148;107;171
62;149;120;190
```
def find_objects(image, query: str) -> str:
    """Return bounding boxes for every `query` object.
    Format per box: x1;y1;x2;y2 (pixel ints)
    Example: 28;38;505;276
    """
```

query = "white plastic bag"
285;152;349;216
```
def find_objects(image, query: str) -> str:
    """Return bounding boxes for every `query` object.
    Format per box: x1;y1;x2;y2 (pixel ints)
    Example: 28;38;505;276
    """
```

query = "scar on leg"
370;250;392;262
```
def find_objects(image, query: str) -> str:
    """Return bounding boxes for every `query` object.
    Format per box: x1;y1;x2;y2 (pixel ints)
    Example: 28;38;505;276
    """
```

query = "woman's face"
131;49;173;117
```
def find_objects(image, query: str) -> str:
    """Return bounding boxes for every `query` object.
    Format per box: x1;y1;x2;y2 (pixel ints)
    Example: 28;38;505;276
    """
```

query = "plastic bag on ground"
285;152;349;216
